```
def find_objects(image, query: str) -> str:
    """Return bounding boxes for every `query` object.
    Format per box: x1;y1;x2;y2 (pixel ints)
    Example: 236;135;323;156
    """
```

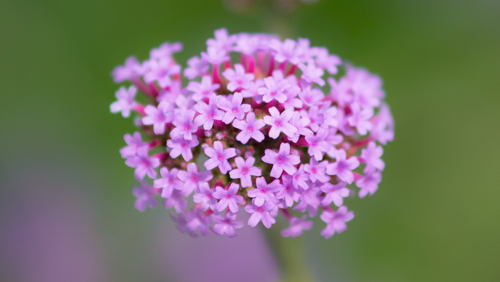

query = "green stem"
261;226;314;282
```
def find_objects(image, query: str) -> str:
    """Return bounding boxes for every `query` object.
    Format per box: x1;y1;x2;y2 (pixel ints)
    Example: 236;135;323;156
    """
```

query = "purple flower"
213;183;245;213
170;110;198;140
217;92;251;124
276;175;300;207
321;182;350;207
142;102;174;135
270;39;299;64
370;103;395;145
154;167;183;198
166;136;199;161
144;58;181;88
304;159;330;183
201;46;229;65
247;177;282;206
281;216;313;238
222;64;255;91
203;141;237;174
326;149;360;184
320;206;354;238
184;56;209;79
262;143;300;178
234;33;259;54
164;189;187;213
356;171;381;198
263;107;297;139
299;86;324;107
233;112;266;144
301;105;325;132
289;111;313;143
348;103;374;135
187;75;220;101
314;47;341;74
194;95;224;130
245;202;277;228
283;85;303;110
110;85;137;118
305;129;330;161
150;42;182;60
328;77;353;107
193;182;217;211
207;28;237;52
299;61;325;86
361;141;385;174
171;213;198;238
111;56;142;83
120;132;146;158
292;165;310;190
294;184;321;217
185;207;210;237
211;213;244;237
229;157;262;187
125;146;160;179
132;181;157;212
178;163;213;193
257;77;290;103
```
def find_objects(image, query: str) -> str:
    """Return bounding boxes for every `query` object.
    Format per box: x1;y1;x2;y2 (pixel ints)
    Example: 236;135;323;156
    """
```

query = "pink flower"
328;77;353;107
348;103;374;135
184;56;209;79
281;216;313;238
294;184;321;217
125;146;160;180
270;39;299;64
144;58;181;88
320;206;354;238
166;136;199;161
213;183;245;213
247;177;282;206
276;175;300;207
356;171;381;198
132;181;157;212
203;141;236;174
222;64;255;91
164;189;187;213
142;102;174;135
304;159;330;183
299;61;325;86
154;167;183;198
321;182;350;207
207;28;237;52
111;56;142;83
185;207;210;237
258;77;290;103
234;33;259;54
314;47;341;74
233;112;265;144
262;143;300;178
194;95;224;130
217;92;251;124
193;182;217;211
229;157;262;187
171;213;198;237
263;107;297;139
292;165;310;190
245;202;277;228
201;46;229;65
361;141;385;174
299;86;324;107
305;128;330;161
211;213;244;237
150;42;182;60
301;105;325;132
177;163;213;193
326;149;360;184
110;85;137;118
187;75;220;101
120;132;147;158
170;110;198;140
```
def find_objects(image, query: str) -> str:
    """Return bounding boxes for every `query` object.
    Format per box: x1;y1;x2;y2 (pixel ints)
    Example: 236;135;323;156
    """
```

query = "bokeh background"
1;0;499;281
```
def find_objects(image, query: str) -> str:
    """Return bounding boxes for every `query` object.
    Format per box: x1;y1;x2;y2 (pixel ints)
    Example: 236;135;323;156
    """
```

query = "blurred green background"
1;0;499;281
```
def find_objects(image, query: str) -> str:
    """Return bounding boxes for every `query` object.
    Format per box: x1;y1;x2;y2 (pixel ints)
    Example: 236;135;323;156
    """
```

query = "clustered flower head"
111;28;394;238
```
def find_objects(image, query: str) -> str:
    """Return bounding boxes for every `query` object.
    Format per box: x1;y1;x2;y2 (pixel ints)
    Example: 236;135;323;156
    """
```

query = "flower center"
246;126;254;133
241;167;248;175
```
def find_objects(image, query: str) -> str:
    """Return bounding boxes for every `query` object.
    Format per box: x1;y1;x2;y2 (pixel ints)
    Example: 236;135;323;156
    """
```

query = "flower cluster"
111;28;394;238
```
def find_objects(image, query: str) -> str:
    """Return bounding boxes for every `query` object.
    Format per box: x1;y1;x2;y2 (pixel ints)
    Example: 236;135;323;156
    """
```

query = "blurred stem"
261;226;314;282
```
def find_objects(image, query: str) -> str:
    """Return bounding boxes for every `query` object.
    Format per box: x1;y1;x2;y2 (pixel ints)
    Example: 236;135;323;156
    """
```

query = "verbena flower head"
111;28;394;238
